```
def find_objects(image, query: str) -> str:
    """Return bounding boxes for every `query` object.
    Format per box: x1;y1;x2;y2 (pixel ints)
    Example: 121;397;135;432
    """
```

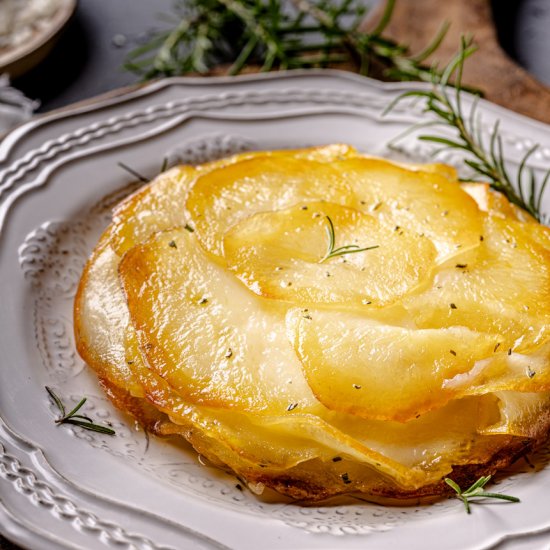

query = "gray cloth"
0;74;38;134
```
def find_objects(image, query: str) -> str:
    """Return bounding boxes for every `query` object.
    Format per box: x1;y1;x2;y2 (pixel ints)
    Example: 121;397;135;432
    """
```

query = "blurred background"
1;0;549;113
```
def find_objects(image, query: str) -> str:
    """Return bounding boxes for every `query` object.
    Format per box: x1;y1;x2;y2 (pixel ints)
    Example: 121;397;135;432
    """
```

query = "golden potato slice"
480;391;550;438
444;340;550;397
461;182;537;223
403;215;550;352
74;236;143;396
224;202;437;308
110;166;197;257
288;308;499;421
333;157;483;261
110;151;269;256
119;226;320;414
186;155;357;257
509;215;550;250
277;143;357;162
413;162;458;180
348;153;460;181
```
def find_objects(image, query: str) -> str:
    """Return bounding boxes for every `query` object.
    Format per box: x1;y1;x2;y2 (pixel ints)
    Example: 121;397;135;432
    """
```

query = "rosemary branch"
445;475;520;514
46;386;116;435
320;215;379;262
125;0;448;82
386;36;549;222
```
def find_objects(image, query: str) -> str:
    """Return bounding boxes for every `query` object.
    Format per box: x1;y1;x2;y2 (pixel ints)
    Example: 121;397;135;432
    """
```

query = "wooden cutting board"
364;0;550;124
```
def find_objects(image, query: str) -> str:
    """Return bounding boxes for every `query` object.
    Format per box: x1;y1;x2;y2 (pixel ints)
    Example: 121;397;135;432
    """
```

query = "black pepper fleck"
341;473;352;484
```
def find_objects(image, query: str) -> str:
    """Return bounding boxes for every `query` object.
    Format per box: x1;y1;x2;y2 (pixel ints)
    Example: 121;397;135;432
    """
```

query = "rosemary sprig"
445;475;520;514
46;386;116;435
320;215;379;262
125;0;447;82
386;36;549;222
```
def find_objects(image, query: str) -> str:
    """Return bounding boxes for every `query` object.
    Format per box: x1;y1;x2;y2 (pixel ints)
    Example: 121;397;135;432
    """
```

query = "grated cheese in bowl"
0;0;67;51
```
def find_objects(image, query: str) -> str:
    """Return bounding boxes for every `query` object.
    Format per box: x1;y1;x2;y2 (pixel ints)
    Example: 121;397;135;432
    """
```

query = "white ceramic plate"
1;70;549;550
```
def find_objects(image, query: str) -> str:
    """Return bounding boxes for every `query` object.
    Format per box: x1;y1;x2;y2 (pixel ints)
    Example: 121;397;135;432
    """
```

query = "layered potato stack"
75;145;550;502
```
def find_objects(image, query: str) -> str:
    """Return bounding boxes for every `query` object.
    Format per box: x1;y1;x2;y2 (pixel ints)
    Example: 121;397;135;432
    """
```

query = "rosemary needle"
46;386;116;435
117;161;149;183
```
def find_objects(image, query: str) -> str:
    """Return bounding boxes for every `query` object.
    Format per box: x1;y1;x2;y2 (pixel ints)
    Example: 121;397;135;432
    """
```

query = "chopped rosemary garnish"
117;161;149;183
444;475;520;514
46;386;116;435
125;0;448;81
386;36;549;223
320;216;379;263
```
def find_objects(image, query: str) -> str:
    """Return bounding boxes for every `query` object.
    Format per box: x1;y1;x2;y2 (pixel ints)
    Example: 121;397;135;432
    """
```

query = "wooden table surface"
2;1;550;549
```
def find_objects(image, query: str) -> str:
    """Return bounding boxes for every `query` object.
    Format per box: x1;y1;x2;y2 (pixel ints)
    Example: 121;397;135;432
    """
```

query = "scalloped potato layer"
75;145;550;501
